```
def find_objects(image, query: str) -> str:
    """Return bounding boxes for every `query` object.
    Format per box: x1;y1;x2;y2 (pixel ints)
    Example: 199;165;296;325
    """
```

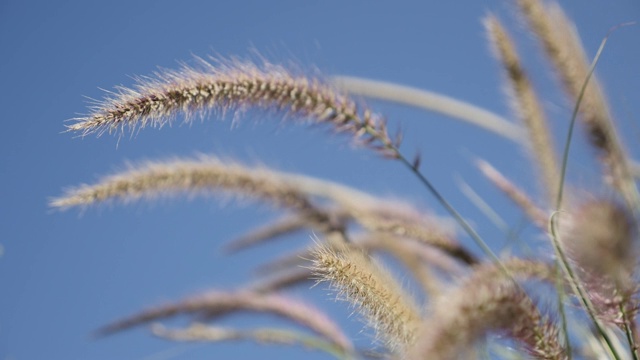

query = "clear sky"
1;0;639;359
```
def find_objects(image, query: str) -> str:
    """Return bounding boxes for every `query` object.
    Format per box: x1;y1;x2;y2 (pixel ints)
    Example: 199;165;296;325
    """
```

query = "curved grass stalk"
247;267;315;293
476;159;547;229
394;152;503;268
151;323;356;359
69;57;397;158
331;76;525;142
620;302;639;360
223;214;319;253
96;289;354;353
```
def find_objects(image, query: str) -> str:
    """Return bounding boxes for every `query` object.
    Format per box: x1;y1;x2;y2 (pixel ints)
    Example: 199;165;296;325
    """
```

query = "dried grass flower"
310;242;421;353
69;57;398;157
408;274;566;360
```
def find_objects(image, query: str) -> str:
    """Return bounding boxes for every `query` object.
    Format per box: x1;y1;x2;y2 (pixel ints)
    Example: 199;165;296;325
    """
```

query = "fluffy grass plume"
51;157;321;211
52;156;475;264
69;58;398;157
559;198;638;326
310;242;421;353
484;14;559;203
408;275;566;360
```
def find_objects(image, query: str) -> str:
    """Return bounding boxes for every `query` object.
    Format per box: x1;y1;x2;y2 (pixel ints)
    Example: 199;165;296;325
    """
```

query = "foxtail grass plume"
254;230;468;294
348;232;447;296
70;58;398;157
559;198;636;280
310;242;421;353
517;0;637;204
558;198;638;325
484;14;559;203
408;274;566;360
51;157;317;210
52;156;475;264
50;157;348;238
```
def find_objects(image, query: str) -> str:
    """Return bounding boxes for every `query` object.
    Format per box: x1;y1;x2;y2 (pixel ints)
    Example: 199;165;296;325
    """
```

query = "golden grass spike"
51;157;350;239
51;157;312;209
257;229;468;288
70;57;397;157
53;155;476;264
348;232;444;297
484;14;559;203
517;0;637;205
311;242;421;353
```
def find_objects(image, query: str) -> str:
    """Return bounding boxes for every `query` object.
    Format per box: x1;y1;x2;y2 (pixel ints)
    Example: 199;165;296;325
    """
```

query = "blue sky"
1;1;639;359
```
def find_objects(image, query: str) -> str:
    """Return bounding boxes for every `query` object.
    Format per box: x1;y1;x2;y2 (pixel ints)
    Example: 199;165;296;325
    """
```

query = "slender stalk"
332;76;524;141
620;302;639;360
549;215;620;360
395;153;502;265
553;264;572;359
550;26;632;360
356;122;514;276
